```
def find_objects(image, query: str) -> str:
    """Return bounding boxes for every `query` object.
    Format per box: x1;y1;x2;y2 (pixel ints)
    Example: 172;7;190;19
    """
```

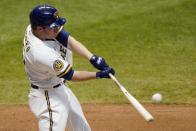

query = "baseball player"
23;4;115;131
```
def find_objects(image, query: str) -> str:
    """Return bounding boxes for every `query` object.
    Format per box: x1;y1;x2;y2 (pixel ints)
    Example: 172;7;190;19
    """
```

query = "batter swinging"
22;4;115;131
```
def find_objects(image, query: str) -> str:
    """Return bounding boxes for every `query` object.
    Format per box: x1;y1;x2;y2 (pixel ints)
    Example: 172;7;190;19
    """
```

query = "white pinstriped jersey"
23;25;72;88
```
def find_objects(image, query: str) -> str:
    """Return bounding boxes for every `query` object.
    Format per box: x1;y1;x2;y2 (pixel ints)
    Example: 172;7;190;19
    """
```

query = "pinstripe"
45;91;53;131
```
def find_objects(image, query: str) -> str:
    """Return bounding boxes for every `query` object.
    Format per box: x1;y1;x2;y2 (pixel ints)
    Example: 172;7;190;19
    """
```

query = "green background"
0;0;195;104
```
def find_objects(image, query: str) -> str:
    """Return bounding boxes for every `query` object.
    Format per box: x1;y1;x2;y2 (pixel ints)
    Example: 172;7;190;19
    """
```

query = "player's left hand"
96;67;115;79
90;55;109;70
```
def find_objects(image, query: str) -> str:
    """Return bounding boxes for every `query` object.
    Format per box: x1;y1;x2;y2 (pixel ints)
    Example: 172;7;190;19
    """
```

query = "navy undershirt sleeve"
56;29;69;47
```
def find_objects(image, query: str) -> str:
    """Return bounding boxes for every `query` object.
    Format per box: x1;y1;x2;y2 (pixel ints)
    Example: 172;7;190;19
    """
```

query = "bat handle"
109;73;123;87
109;73;118;82
109;73;115;79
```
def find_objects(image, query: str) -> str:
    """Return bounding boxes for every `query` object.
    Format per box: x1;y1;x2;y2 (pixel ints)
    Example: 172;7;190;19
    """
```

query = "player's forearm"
71;71;96;81
68;36;93;60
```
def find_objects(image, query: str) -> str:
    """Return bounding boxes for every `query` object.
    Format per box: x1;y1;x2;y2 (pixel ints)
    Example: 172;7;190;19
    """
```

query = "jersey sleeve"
34;49;74;80
56;28;69;47
53;59;73;78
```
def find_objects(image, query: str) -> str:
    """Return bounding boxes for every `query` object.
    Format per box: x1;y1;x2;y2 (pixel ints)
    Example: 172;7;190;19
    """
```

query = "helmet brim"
48;17;66;28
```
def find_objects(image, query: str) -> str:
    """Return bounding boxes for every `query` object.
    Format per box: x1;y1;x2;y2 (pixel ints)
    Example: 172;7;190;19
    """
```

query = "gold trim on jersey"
57;64;72;78
45;91;53;131
57;26;63;34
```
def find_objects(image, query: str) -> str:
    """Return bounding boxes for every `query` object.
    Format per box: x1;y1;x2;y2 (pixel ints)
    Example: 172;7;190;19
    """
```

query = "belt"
31;83;61;89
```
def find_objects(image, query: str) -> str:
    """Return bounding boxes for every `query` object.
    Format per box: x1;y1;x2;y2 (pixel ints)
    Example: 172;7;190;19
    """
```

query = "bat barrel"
109;74;154;122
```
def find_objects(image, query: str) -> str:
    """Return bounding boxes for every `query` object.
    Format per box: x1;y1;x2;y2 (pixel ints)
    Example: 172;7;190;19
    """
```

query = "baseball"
152;93;162;103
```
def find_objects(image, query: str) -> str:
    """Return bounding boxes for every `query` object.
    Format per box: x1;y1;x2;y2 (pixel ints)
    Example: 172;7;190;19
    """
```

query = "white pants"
28;84;91;131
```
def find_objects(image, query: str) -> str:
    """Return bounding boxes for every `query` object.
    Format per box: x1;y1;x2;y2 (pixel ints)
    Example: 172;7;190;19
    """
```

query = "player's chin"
49;33;58;39
53;31;59;38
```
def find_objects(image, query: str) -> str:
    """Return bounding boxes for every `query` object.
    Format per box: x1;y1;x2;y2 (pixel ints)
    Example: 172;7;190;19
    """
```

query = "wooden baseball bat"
109;73;154;122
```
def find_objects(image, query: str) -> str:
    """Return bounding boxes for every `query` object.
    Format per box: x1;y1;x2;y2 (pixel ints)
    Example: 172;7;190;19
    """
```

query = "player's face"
43;26;60;39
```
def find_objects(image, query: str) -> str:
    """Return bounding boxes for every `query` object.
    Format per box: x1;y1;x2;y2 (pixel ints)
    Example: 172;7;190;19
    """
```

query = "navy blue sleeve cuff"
60;68;74;80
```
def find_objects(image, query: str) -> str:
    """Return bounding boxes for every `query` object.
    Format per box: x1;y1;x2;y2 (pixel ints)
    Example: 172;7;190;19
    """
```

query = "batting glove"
90;55;109;70
96;67;115;79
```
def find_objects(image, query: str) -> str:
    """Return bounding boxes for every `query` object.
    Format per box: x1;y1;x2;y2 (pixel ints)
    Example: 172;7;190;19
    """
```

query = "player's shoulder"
25;25;41;46
24;26;53;61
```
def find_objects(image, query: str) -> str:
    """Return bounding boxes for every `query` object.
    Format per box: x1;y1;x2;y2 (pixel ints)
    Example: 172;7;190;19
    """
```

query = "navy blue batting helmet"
30;4;66;28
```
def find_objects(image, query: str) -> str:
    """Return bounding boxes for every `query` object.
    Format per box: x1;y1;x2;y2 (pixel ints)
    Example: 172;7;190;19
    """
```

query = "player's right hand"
96;67;115;79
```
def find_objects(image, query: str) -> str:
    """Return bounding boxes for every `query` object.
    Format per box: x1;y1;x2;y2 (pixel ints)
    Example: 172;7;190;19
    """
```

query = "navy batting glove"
90;55;109;70
96;67;115;79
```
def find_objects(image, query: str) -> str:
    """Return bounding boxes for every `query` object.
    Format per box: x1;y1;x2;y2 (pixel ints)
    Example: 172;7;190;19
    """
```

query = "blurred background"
0;0;195;104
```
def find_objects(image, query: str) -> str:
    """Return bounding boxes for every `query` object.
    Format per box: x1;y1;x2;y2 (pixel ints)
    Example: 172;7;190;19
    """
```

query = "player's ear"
37;26;45;31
